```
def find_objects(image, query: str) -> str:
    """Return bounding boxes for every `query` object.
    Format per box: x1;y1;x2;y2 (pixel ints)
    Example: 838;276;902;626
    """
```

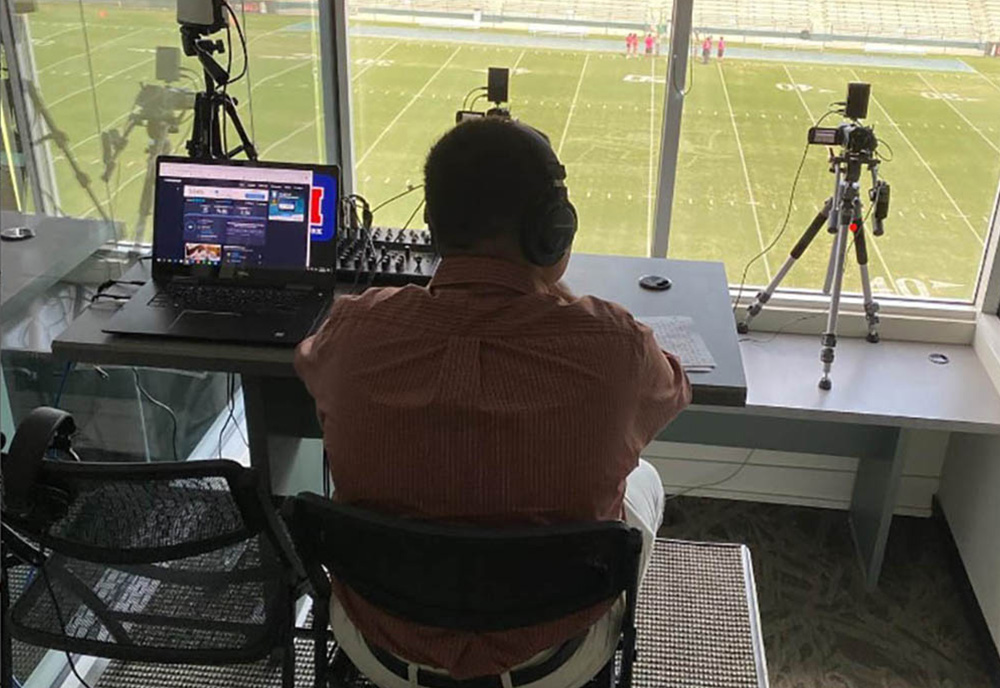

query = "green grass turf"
21;5;1000;301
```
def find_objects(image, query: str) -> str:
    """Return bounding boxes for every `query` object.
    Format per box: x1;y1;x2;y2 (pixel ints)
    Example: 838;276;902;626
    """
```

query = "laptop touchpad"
170;310;240;335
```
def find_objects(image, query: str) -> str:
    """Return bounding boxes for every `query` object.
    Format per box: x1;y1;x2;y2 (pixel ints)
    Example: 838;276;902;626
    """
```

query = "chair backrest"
283;493;643;632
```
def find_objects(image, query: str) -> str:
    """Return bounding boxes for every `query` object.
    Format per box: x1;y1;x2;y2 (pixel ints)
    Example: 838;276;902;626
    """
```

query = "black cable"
221;17;233;157
672;35;695;96
371;184;424;214
132;369;180;461
402;197;425;232
89;292;130;303
664;450;756;502
462;86;487;109
239;0;257;143
738;312;825;344
731;109;838;313
222;1;249;85
468;92;489;111
877;137;894;162
39;566;94;688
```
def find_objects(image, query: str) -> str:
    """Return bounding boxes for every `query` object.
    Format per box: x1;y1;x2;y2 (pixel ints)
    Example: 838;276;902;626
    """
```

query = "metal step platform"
87;539;768;688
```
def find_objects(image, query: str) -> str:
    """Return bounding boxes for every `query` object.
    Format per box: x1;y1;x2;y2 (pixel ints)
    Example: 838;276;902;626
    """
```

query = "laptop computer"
104;156;339;345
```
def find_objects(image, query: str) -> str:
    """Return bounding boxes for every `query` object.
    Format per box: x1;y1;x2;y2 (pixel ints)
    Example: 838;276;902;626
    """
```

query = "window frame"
649;0;1000;344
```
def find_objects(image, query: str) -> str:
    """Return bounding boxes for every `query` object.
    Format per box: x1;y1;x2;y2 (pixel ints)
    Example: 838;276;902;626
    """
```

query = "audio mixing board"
336;225;441;286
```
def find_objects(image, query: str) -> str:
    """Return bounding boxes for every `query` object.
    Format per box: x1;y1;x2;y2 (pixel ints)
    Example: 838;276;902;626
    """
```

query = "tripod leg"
222;96;258;161
135;132;170;242
739;198;832;334
852;210;881;344
819;213;850;390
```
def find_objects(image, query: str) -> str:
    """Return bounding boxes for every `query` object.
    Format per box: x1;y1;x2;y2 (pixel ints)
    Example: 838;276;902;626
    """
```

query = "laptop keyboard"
152;284;315;314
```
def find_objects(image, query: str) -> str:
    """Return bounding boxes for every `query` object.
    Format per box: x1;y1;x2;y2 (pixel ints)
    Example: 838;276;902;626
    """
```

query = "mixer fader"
336;225;441;286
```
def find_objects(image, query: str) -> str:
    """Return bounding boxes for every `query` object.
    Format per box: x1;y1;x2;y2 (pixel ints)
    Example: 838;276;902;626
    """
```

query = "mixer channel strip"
336;225;441;286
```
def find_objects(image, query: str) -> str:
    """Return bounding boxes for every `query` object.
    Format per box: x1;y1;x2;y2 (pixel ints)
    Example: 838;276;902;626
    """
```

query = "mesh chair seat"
10;533;289;663
2;411;302;682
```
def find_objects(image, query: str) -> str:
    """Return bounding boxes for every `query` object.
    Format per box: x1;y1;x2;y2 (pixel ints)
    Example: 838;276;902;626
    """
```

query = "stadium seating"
353;0;1000;43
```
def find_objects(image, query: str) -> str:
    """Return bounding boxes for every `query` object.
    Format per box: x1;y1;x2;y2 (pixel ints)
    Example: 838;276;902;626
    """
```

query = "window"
9;0;329;244
347;3;669;257
347;1;1000;306
669;5;1000;304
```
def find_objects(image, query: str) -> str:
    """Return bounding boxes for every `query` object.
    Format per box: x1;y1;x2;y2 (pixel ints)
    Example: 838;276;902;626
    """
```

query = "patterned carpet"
9;498;996;687
661;496;996;688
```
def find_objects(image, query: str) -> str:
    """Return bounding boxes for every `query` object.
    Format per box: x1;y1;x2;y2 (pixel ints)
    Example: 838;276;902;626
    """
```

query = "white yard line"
783;65;898;294
849;68;983;245
646;56;656;246
352;41;399;82
511;48;527;74
717;62;771;279
37;28;145;74
82;167;146;218
961;60;1000;94
48;56;155;108
259;114;319;158
917;73;1000;155
356;46;462;168
32;23;81;44
556;53;589;158
781;64;815;120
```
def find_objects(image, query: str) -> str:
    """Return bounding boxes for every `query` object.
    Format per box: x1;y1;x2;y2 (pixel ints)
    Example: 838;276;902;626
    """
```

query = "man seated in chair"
295;117;691;688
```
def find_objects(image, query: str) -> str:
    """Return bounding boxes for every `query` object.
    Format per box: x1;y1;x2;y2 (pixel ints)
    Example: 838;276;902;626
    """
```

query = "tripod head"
101;82;195;183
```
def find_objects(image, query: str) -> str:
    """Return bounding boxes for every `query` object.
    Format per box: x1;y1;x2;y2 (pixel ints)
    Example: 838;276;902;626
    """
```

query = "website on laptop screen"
154;160;338;275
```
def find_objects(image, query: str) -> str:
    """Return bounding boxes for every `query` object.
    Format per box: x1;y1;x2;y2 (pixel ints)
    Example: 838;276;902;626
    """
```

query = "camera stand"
181;27;257;161
23;81;111;223
737;149;886;390
101;84;192;239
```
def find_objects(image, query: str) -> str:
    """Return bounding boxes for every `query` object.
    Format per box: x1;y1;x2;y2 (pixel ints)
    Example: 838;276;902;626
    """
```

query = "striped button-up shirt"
295;255;690;678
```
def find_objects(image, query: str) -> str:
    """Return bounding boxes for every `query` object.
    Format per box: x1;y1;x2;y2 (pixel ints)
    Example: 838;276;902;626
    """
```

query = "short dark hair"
423;117;555;254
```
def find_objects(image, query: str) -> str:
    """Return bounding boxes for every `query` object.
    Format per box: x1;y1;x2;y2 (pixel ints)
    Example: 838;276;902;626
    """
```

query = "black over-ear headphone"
424;120;578;267
2;407;76;517
510;121;578;267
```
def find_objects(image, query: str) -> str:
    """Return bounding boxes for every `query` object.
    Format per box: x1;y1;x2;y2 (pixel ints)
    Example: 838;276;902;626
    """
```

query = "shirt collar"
428;255;549;295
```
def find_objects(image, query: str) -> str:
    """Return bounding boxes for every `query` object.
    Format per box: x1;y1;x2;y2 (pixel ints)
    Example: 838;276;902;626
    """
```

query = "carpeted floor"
10;497;996;687
661;496;996;688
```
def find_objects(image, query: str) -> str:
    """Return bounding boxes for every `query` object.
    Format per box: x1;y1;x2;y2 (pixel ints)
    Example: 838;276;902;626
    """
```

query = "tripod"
24;82;111;223
181;26;257;161
737;146;889;390
101;84;193;239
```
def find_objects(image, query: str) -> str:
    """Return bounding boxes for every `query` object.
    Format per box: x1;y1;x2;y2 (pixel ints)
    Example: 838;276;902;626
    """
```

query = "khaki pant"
331;460;665;688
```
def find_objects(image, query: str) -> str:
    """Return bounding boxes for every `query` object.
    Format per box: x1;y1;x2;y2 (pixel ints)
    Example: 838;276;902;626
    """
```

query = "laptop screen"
153;157;339;283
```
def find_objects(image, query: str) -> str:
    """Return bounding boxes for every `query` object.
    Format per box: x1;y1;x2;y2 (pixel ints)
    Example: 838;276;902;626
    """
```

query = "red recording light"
849;223;858;233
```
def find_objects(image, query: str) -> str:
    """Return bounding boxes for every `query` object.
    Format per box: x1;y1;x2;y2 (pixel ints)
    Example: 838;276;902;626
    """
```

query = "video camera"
807;82;878;157
455;67;511;123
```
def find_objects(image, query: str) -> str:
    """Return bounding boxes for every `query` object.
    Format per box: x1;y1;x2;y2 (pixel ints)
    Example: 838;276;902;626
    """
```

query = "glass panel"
348;5;668;256
12;1;326;244
670;15;1000;303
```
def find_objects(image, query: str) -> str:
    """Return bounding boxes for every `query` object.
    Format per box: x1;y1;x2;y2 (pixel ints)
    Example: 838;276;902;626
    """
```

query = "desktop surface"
53;253;748;407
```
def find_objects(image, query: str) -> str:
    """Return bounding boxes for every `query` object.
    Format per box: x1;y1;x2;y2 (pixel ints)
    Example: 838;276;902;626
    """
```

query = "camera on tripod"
737;81;893;390
455;67;511;123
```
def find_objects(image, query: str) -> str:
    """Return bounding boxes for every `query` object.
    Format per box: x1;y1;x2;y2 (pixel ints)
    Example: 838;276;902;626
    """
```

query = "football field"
22;5;1000;300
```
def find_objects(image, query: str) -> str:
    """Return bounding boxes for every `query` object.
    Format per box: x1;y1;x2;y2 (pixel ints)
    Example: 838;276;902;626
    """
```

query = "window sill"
732;289;978;345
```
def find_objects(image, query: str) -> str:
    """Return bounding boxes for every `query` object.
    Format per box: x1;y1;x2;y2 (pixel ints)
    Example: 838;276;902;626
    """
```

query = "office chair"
282;492;644;688
0;407;306;688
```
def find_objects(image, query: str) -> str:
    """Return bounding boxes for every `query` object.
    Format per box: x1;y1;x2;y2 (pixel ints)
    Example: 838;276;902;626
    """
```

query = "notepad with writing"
638;316;716;373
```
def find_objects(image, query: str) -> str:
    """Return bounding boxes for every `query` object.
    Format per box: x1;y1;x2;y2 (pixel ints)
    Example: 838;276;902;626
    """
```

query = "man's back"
296;255;690;677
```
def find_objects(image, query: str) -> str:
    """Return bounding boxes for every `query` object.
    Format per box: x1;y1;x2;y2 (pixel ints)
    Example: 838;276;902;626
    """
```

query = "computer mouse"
0;226;35;241
638;274;672;291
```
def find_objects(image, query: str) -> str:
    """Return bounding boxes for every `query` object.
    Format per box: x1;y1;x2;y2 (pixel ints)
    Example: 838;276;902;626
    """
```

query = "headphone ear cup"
522;198;577;267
